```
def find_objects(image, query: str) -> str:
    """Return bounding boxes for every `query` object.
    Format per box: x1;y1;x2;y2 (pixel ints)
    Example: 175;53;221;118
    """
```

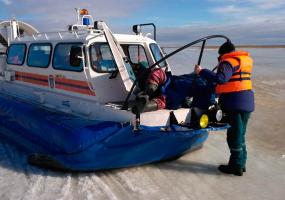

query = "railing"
121;35;230;110
16;28;103;41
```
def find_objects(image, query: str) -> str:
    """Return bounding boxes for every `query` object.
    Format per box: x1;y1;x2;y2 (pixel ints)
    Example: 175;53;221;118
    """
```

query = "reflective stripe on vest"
216;51;253;94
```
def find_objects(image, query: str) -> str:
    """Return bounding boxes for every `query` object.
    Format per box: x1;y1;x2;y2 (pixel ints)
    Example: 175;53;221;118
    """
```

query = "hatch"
94;21;136;92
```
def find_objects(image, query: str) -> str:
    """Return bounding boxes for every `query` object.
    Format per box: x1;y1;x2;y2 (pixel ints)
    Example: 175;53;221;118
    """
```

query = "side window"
90;43;117;73
27;43;51;68
53;43;83;72
128;45;149;68
150;43;167;68
7;44;26;65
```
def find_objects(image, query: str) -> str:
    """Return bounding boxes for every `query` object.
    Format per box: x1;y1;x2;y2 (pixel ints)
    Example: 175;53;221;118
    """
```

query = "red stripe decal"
15;71;49;87
15;71;96;96
55;77;96;96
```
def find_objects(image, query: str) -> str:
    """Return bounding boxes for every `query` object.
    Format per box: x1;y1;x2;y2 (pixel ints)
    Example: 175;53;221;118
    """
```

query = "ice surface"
0;48;285;200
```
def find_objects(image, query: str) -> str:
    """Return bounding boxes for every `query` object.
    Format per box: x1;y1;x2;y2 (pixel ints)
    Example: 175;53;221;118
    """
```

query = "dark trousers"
226;111;251;169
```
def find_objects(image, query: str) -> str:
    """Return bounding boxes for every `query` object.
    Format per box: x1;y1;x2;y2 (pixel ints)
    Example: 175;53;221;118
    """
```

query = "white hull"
0;79;192;127
0;18;193;128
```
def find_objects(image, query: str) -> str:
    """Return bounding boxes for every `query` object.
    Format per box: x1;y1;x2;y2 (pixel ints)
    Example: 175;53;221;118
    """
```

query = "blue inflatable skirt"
0;93;225;171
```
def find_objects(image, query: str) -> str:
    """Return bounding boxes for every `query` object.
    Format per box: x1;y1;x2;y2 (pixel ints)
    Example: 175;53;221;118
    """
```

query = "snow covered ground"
0;48;284;200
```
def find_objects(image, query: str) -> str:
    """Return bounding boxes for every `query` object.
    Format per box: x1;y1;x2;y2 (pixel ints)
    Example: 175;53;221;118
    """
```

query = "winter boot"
218;165;245;176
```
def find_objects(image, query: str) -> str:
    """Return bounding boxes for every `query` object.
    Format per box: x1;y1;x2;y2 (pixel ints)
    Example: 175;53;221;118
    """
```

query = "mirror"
132;25;141;35
69;46;82;67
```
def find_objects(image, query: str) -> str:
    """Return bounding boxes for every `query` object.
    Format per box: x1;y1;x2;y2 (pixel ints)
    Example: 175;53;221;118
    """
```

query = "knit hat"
218;41;235;55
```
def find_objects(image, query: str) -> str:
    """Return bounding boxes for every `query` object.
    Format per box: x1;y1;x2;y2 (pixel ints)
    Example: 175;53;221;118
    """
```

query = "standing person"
194;41;254;176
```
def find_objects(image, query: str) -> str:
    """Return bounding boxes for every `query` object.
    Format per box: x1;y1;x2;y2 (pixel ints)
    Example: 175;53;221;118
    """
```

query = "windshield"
150;43;167;68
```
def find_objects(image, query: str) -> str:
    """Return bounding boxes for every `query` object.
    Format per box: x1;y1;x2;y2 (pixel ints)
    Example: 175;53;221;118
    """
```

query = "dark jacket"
200;62;255;112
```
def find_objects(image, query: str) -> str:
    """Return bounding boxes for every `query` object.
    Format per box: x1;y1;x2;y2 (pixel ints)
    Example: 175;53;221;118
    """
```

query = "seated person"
132;67;167;114
132;68;216;114
163;73;216;110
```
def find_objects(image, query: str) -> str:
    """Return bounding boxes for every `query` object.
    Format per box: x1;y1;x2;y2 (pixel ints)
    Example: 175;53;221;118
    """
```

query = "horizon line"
161;45;285;49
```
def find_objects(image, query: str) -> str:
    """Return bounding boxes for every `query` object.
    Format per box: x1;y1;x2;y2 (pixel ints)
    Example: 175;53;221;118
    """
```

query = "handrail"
121;35;230;110
29;29;103;41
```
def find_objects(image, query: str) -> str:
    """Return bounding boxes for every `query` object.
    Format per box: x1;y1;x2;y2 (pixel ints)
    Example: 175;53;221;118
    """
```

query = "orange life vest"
216;51;253;94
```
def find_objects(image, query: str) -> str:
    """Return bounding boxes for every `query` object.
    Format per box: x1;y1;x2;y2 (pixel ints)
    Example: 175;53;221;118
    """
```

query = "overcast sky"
0;0;284;45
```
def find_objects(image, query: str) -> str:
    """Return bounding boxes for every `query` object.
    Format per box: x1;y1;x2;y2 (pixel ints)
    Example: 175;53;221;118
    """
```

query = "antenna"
75;8;80;25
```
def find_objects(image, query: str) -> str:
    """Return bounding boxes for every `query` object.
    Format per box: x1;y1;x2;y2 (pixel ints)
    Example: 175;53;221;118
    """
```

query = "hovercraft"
0;9;228;171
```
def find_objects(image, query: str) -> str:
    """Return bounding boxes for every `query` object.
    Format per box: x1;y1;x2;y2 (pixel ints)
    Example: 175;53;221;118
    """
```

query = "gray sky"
0;0;284;45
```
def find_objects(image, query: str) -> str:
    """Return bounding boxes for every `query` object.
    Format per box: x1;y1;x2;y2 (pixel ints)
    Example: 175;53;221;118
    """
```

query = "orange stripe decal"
55;77;96;96
15;71;96;96
15;71;49;87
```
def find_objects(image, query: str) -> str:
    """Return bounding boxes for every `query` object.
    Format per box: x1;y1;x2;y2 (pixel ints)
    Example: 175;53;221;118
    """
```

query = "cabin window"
150;43;167;68
27;43;52;68
53;43;83;72
123;44;149;69
7;44;26;65
120;44;150;80
90;43;117;73
128;45;149;68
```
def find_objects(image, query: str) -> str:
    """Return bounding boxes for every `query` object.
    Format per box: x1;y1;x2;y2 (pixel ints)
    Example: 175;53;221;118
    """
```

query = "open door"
95;21;136;92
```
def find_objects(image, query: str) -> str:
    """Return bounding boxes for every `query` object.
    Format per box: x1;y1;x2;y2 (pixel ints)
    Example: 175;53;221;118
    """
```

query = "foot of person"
218;165;245;176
